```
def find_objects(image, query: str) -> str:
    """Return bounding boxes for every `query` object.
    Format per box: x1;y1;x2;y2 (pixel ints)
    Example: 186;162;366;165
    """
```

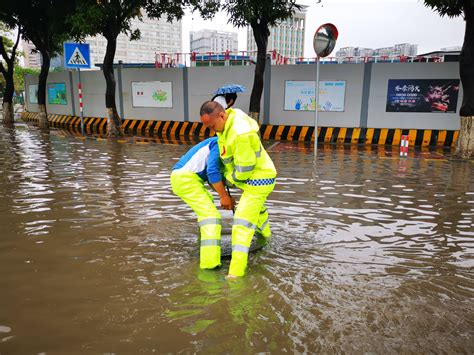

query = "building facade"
373;43;418;57
87;15;182;66
21;39;42;69
336;43;418;60
190;29;238;54
247;6;307;59
335;47;374;58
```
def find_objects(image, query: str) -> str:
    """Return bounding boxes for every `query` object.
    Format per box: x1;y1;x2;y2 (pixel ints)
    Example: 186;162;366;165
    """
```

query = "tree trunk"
455;0;474;159
456;116;474;159
0;32;18;126
2;102;14;125
249;21;270;123
103;34;123;137
37;49;51;130
2;69;15;125
38;104;49;130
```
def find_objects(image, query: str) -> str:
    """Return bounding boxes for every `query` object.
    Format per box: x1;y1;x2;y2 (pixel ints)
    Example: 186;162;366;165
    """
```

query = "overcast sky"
182;0;465;56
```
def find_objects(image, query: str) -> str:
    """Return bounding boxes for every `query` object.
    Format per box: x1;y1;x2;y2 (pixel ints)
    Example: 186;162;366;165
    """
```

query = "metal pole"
314;56;320;155
77;68;84;135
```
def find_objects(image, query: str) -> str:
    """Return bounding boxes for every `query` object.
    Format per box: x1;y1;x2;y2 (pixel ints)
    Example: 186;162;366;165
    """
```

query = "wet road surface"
0;125;473;353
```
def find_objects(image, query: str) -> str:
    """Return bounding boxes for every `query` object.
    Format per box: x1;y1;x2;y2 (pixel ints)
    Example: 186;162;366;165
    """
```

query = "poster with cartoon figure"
284;80;346;112
132;81;173;108
47;83;67;105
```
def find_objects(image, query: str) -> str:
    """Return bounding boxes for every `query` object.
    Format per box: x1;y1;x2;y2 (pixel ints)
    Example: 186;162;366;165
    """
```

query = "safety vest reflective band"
198;218;222;227
246;178;275;186
235;164;255;172
232;170;247;183
200;239;221;246
233;217;256;230
222;147;261;165
232;245;250;253
260;219;269;231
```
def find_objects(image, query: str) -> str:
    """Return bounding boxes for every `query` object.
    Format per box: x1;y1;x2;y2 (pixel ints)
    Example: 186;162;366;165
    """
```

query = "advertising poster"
386;79;460;113
47;83;67;105
132;81;173;108
28;84;38;104
284;80;346;112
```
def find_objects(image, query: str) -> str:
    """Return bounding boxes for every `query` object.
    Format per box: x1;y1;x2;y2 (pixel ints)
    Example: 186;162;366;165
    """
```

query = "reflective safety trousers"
170;170;222;269
229;182;275;276
217;108;277;276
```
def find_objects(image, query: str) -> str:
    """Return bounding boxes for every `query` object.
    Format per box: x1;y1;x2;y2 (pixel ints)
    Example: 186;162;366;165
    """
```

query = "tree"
13;66;40;94
424;0;474;159
0;23;21;125
0;1;76;129
69;0;219;137
222;0;311;122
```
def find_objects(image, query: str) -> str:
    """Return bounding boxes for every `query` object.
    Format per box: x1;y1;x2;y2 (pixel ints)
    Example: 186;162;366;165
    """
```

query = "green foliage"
14;66;40;92
0;66;38;94
68;0;220;42
0;26;15;65
423;0;464;18
1;0;75;56
145;0;219;22
0;25;23;65
222;0;304;28
68;0;144;41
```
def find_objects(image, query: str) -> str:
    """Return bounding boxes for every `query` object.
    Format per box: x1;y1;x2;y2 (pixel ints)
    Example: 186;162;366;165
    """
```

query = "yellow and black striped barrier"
21;112;459;147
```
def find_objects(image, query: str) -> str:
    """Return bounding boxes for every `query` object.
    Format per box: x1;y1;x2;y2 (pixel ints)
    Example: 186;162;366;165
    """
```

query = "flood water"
0;124;473;353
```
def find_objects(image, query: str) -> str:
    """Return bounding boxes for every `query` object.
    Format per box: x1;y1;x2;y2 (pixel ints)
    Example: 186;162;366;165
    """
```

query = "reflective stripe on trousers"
170;170;222;269
229;181;275;277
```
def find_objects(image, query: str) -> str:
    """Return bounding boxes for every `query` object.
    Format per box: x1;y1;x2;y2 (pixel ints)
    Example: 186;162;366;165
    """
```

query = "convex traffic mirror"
313;23;338;57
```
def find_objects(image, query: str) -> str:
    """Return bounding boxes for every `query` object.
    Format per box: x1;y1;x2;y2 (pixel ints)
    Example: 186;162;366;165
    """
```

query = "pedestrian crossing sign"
64;42;91;69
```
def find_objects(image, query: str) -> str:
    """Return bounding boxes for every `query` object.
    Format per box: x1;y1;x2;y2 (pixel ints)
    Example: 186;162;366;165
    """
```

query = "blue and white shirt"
172;137;223;184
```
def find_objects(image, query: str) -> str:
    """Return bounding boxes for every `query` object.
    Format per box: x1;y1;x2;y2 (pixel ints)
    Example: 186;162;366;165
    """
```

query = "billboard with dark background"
386;79;460;113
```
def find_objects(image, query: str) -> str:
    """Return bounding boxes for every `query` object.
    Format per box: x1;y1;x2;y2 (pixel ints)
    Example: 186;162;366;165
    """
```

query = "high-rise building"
86;14;182;66
247;6;307;59
21;39;42;69
335;47;374;58
335;43;418;60
190;29;238;54
373;43;418;57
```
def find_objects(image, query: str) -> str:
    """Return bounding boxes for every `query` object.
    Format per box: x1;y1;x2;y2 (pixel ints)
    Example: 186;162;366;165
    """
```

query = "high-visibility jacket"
217;108;276;188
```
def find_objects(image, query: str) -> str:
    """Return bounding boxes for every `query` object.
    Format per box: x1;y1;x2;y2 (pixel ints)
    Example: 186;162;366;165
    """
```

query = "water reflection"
0;126;472;353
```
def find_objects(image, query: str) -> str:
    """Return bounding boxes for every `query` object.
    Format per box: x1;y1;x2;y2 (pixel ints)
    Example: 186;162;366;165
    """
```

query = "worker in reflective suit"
200;101;277;278
171;137;235;269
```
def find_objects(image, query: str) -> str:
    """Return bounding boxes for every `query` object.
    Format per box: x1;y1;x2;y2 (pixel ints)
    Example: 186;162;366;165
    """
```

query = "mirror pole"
314;56;320;156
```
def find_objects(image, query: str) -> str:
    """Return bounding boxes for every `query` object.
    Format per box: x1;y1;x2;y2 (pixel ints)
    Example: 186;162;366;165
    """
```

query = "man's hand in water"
220;194;235;210
211;181;235;210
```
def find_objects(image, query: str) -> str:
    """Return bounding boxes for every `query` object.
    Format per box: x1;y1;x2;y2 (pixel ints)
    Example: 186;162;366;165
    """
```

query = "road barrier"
22;112;458;148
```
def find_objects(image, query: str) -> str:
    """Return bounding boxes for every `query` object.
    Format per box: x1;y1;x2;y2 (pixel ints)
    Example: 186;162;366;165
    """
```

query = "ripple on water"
0;128;473;353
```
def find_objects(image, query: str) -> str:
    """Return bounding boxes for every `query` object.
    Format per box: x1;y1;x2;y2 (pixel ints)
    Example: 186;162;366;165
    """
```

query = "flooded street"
0;124;473;353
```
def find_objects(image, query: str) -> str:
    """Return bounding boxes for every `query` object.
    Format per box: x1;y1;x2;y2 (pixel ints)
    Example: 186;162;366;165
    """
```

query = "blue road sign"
64;42;91;69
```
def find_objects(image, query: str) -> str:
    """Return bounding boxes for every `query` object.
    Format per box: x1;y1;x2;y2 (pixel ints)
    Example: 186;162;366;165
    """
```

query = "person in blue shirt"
170;137;235;269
